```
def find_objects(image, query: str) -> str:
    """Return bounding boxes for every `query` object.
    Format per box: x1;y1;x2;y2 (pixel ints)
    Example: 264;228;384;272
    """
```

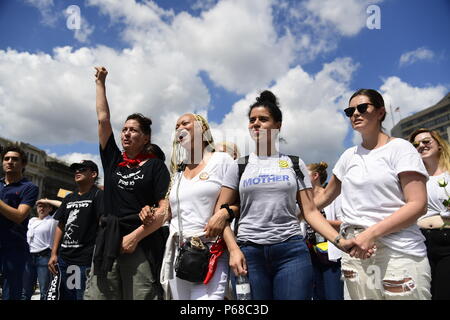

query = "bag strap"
175;164;185;247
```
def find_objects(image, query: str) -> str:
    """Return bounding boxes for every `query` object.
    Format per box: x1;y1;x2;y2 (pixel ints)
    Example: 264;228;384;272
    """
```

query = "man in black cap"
47;160;104;300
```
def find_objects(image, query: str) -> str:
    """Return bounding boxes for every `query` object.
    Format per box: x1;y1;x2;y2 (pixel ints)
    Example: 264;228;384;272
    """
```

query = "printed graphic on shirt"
242;174;291;187
62;200;93;248
116;170;145;190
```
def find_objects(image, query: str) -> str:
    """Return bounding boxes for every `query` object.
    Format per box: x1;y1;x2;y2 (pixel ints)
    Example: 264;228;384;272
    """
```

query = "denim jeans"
0;246;29;300
312;258;344;300
57;257;90;300
22;251;52;300
236;235;313;300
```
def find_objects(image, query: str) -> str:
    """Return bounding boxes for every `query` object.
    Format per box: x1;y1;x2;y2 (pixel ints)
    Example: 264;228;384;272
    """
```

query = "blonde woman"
410;128;450;299
142;114;235;300
315;89;431;300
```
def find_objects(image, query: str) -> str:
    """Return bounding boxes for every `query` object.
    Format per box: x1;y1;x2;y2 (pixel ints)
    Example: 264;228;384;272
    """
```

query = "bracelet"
220;204;235;223
332;234;343;248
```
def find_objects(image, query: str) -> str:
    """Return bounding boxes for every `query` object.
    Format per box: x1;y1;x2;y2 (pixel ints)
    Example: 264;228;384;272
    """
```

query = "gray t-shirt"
222;153;312;245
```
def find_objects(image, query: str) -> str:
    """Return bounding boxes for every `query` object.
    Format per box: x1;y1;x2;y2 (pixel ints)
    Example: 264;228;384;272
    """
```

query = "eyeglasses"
412;138;432;148
344;103;373;117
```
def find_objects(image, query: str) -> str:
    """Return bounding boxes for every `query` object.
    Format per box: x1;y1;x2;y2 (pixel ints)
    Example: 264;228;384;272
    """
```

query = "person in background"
315;88;431;300
0;144;39;300
48;160;103;300
306;162;343;300
215;141;240;160
22;201;58;300
410;128;450;300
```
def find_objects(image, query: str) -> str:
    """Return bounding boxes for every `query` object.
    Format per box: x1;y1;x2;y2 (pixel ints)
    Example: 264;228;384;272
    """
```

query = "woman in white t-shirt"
205;91;358;300
142;113;235;300
22;201;58;300
315;89;431;300
409;128;450;300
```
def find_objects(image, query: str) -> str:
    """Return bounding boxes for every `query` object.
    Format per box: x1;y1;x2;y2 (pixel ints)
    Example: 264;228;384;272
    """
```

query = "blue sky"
0;0;449;175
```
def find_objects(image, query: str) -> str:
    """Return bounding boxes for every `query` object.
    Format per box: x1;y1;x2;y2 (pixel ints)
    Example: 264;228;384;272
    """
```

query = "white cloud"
304;0;383;37
399;47;435;67
212;57;358;167
380;76;447;132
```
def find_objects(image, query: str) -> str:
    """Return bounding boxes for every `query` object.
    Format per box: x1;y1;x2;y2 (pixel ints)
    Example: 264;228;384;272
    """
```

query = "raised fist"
94;66;108;85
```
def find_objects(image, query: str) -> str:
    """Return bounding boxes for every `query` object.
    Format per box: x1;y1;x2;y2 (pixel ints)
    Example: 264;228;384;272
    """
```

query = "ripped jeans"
341;227;431;300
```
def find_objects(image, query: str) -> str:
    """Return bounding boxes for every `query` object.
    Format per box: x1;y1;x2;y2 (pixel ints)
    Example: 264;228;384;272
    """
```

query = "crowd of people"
0;66;449;300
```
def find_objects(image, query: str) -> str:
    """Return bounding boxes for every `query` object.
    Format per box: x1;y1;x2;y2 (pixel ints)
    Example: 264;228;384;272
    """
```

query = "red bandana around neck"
118;152;156;167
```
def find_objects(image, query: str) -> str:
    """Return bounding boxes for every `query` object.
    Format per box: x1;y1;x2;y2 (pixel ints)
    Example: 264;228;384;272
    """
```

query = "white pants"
341;227;431;300
169;253;228;300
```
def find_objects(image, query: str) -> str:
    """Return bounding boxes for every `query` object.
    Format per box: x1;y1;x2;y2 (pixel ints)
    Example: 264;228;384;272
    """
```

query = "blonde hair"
409;128;450;172
215;141;240;160
169;114;215;174
307;162;328;185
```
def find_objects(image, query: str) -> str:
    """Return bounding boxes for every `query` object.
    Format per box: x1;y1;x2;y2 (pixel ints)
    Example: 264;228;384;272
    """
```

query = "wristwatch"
220;204;235;223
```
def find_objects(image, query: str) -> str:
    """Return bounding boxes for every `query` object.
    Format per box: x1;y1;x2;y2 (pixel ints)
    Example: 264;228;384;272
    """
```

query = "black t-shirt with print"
53;186;104;266
100;134;170;248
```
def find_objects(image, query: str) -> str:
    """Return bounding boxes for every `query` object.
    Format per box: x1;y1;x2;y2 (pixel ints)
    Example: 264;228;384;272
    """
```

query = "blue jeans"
57;258;90;300
312;258;344;300
236;235;313;300
0;246;29;300
22;250;52;300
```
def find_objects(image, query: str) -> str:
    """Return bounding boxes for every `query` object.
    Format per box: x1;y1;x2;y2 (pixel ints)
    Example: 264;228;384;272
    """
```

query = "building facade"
0;137;75;199
391;93;450;143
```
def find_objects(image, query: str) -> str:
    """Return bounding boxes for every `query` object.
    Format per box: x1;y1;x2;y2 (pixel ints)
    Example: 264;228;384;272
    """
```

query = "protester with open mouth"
140;113;235;300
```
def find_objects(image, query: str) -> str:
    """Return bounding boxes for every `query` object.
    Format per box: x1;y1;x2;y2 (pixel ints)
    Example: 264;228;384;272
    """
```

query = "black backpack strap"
287;155;306;189
233;155;250;237
237;155;250;183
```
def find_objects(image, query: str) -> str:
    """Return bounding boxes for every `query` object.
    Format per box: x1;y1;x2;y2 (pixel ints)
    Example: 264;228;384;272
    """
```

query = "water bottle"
235;275;251;300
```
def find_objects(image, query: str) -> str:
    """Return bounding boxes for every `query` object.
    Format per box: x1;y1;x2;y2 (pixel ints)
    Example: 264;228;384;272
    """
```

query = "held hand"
139;205;155;226
204;208;228;238
48;254;58;275
94;66;108;85
121;233;139;254
349;230;377;259
229;248;247;276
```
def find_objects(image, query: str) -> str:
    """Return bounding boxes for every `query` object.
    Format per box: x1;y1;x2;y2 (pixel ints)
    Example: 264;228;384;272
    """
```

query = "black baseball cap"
70;160;99;173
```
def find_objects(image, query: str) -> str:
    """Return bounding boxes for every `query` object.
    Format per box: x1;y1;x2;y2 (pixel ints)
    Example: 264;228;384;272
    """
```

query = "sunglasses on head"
344;103;373;117
412;138;432;148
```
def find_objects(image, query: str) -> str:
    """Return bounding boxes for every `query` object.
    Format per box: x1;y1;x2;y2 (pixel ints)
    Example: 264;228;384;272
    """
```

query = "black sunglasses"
74;167;89;173
344;103;373;117
412;138;432;148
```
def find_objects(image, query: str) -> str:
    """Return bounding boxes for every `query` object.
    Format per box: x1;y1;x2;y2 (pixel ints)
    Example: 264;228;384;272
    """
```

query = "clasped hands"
339;229;377;260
